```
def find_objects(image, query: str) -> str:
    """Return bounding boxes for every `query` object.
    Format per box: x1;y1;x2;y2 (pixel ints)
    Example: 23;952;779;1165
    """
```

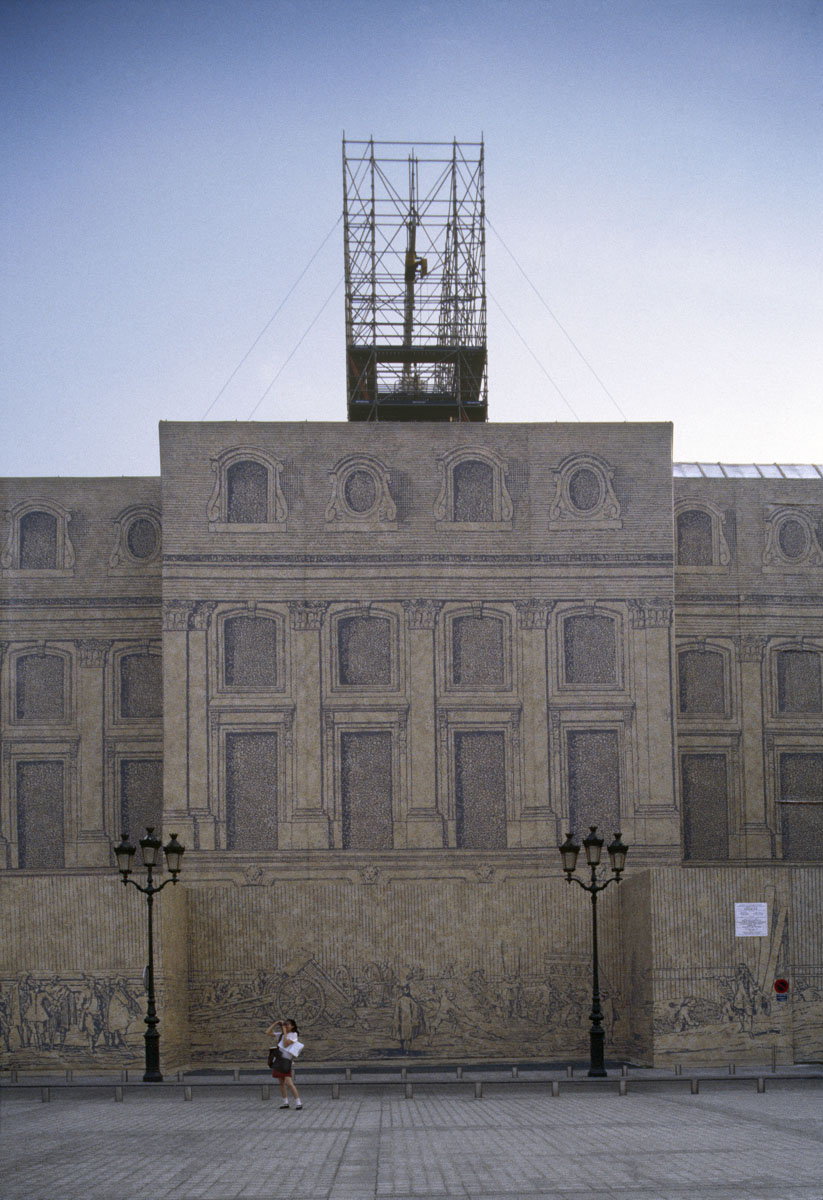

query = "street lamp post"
558;825;628;1077
113;827;185;1082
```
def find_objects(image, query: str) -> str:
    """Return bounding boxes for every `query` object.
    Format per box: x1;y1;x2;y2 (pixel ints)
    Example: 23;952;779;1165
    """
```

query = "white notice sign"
735;902;768;937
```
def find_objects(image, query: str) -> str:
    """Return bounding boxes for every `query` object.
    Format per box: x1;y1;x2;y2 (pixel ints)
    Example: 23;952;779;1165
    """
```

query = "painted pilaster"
629;599;679;850
187;602;216;848
286;601;330;848
162;601;196;847
734;635;773;858
74;639;111;866
403;600;444;847
513;600;553;847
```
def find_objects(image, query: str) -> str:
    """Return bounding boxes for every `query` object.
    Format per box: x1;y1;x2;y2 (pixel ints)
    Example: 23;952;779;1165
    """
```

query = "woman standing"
266;1017;303;1109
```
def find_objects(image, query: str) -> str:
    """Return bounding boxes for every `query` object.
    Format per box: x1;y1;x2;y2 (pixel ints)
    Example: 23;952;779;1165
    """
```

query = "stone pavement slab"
1;1081;822;1199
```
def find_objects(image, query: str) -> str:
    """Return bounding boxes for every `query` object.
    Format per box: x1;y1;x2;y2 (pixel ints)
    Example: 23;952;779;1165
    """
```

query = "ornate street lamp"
114;827;185;1082
558;826;628;1077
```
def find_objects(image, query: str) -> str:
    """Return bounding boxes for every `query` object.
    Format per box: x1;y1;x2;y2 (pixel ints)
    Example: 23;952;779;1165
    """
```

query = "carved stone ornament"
403;599;442;630
736;635;768;663
163;600;196;631
190;602;217;631
325;454;397;530
628;599;674;629
475;863;495;882
242;865;266;887
514;599;554;629
763;506;823;569
76;639;111;668
108;504;161;571
359;865;381;885
289;601;328;631
549;454;622;530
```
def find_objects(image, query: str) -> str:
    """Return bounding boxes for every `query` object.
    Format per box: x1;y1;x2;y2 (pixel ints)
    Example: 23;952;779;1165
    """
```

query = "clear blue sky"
2;0;821;477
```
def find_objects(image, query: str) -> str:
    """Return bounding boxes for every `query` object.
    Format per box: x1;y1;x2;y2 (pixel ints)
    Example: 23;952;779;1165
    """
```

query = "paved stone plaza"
2;1080;822;1199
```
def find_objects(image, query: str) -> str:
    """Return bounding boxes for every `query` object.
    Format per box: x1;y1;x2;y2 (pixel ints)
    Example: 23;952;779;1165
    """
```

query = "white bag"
281;1038;304;1060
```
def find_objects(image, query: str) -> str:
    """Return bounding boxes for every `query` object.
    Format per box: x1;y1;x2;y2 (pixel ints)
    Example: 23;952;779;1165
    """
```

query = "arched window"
20;511;57;569
207;448;287;529
678;649;727;715
224;615;279;689
674;502;730;568
434;448;513;528
563;614;617;687
1;501;75;573
227;460;269;524
119;652;162;719
453;460;494;523
676;510;713;566
15;653;67;722
451;615;505;687
776;649;822;714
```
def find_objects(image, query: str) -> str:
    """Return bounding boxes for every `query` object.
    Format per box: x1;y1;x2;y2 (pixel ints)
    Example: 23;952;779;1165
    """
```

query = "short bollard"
120;1069;128;1082
690;1078;699;1095
511;1065;518;1078
401;1067;407;1081
184;1086;193;1101
619;1078;627;1096
456;1066;463;1080
566;1065;573;1078
115;1086;123;1102
261;1085;270;1100
473;1081;483;1099
675;1064;682;1076
757;1077;766;1094
65;1069;73;1083
404;1082;413;1099
332;1082;340;1099
551;1081;560;1098
345;1068;352;1081
233;1068;240;1082
41;1087;50;1103
728;1063;736;1075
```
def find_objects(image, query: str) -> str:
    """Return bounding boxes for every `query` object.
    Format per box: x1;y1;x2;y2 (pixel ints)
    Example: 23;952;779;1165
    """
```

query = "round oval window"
777;518;808;560
344;469;377;513
568;467;601;511
126;517;158;560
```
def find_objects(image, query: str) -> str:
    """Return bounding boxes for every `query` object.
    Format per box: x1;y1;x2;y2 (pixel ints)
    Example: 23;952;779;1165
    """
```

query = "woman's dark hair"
287;1017;300;1035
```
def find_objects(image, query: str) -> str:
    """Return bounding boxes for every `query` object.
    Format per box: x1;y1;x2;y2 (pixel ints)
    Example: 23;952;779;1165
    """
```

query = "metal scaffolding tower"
343;138;487;421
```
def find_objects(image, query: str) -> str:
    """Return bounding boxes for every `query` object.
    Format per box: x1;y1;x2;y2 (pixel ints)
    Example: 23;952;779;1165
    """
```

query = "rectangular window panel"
454;731;507;849
779;752;823;861
225;732;278;851
16;760;64;869
567;729;620;838
681;753;729;860
120;654;163;719
341;731;393;850
16;653;65;721
120;759;163;841
777;652;822;714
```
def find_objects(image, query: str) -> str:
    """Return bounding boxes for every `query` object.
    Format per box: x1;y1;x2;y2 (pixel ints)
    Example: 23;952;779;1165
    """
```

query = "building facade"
1;421;822;1069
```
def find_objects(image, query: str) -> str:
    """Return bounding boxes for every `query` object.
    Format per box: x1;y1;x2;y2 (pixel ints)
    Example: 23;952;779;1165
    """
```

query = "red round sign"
774;978;789;994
